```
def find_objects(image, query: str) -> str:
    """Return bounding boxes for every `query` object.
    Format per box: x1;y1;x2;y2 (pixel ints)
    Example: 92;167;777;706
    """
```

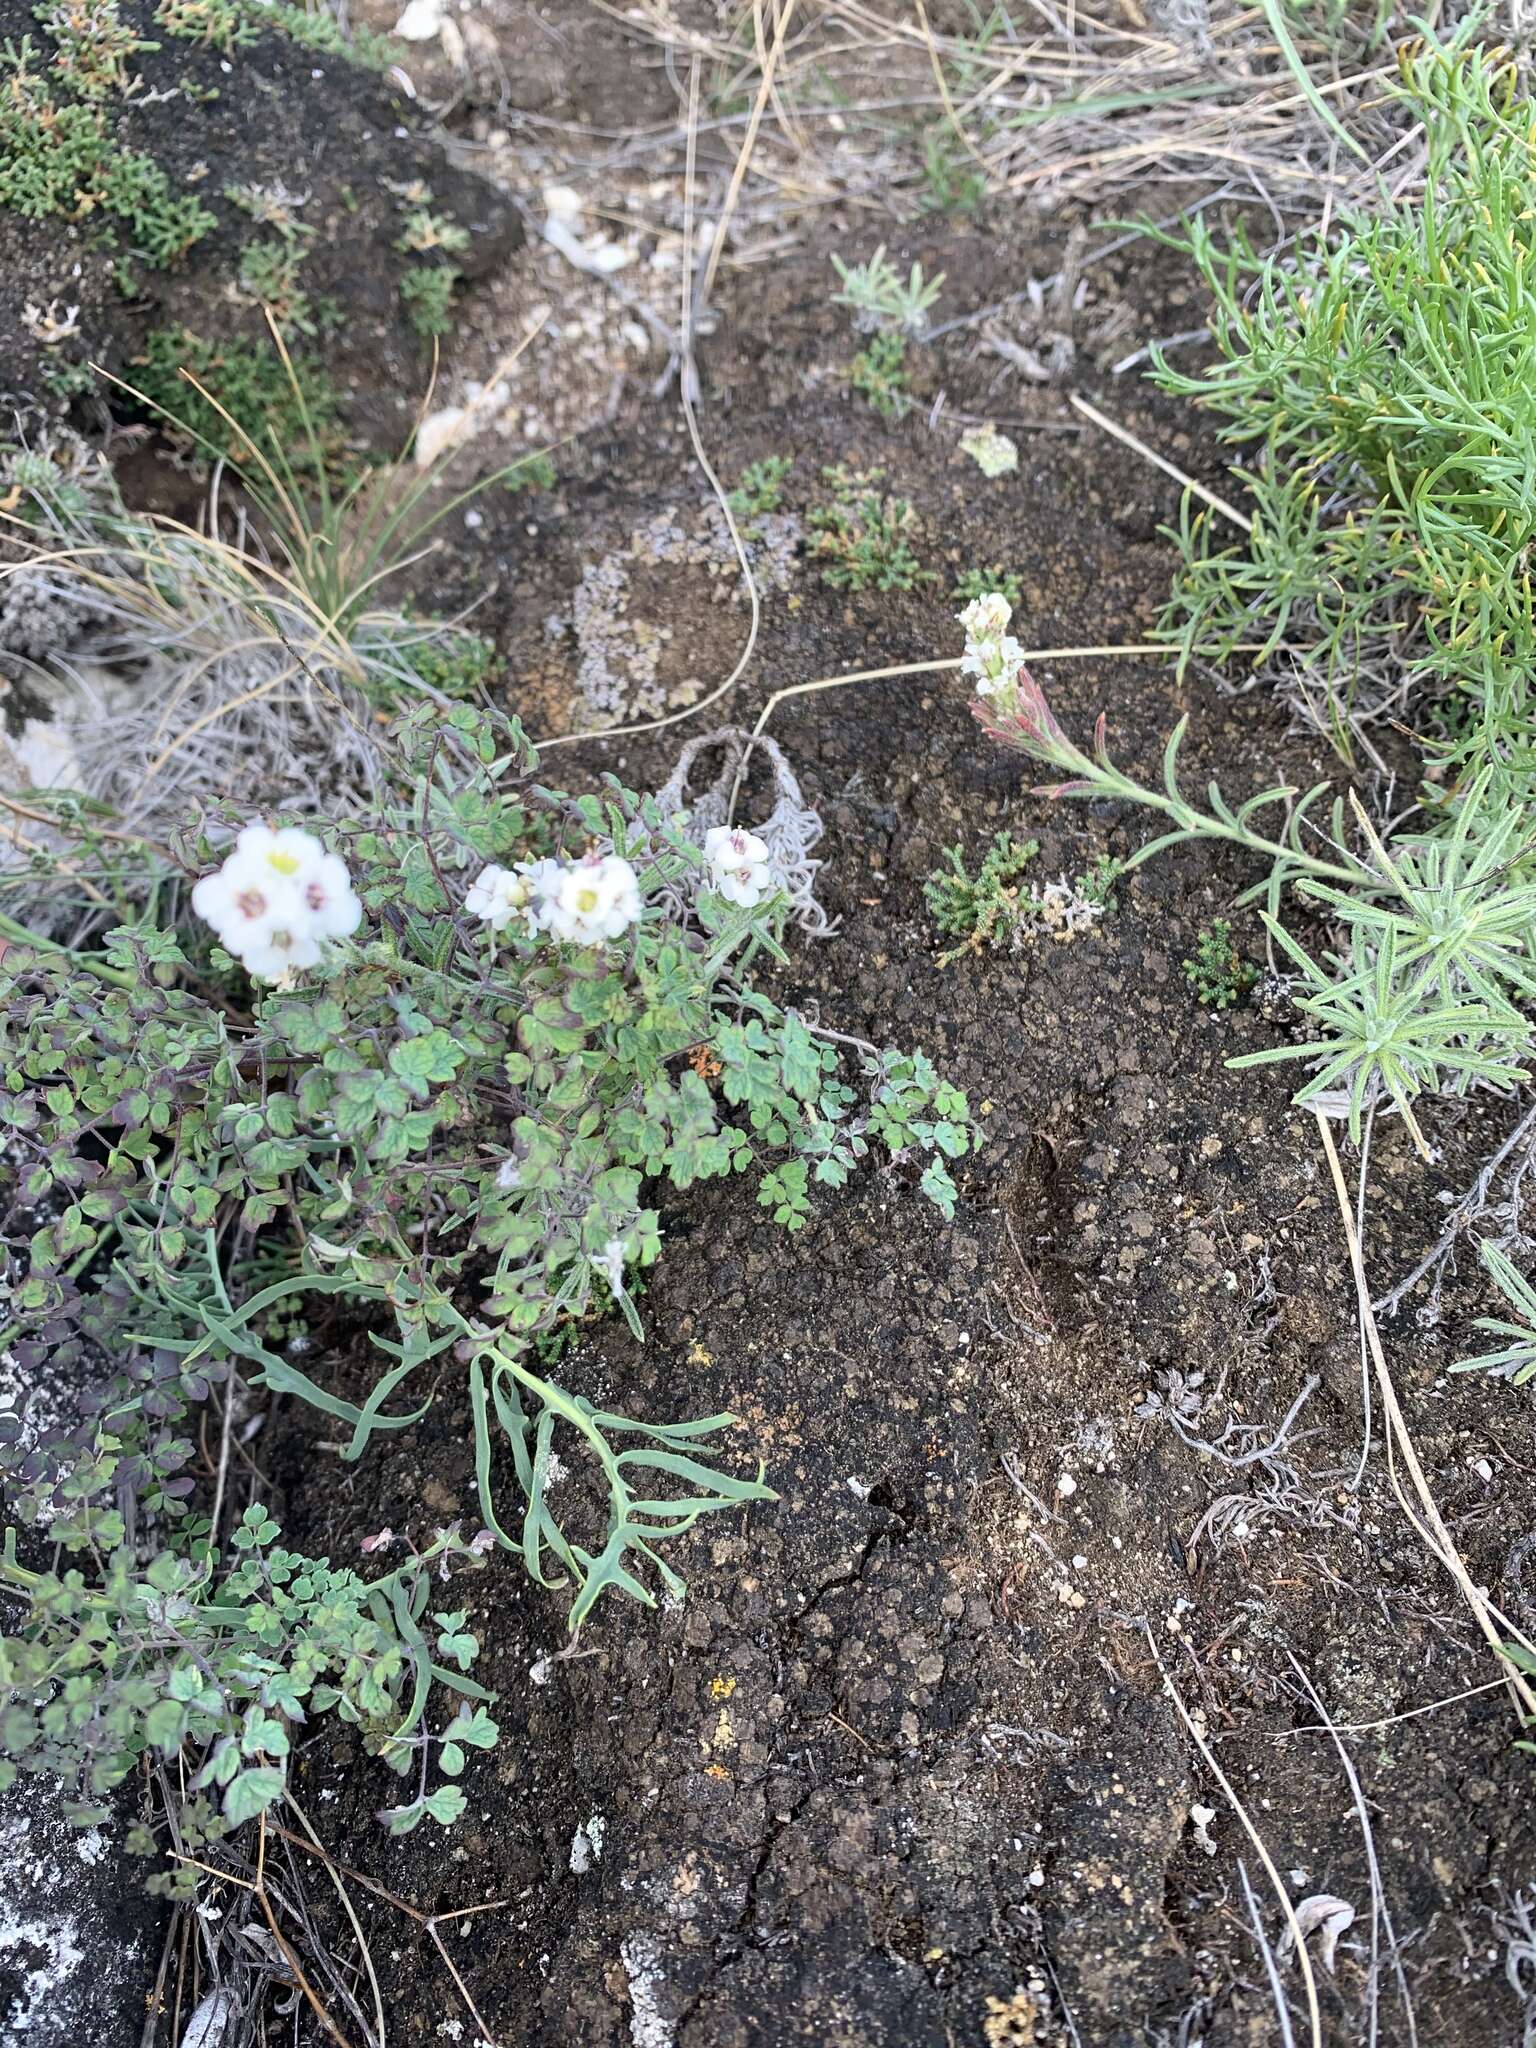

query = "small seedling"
237;237;315;336
1183;920;1257;1009
401;264;460;338
808;466;933;592
920;128;987;214
395;206;469;256
727;456;793;522
831;245;944;334
1075;854;1123;911
925;832;1040;963
503;451;556;495
850;331;910;420
953;565;1022;607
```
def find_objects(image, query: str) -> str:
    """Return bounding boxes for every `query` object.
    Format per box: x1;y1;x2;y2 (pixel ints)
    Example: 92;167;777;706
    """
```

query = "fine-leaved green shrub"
1152;35;1536;776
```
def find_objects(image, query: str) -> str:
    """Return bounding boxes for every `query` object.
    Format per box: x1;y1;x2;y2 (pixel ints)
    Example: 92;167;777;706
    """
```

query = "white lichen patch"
567;504;800;726
620;1930;674;2048
0;1792;137;2042
569;1813;606;1873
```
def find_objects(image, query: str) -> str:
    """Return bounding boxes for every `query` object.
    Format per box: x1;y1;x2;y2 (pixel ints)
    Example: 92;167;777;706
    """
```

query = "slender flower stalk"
957;599;1363;892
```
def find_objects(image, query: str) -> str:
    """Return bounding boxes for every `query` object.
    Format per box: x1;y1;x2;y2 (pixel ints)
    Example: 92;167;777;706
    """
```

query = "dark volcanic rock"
0;3;521;444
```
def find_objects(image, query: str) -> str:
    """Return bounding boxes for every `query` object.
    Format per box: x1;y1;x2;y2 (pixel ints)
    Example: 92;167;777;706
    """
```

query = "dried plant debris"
654;726;830;935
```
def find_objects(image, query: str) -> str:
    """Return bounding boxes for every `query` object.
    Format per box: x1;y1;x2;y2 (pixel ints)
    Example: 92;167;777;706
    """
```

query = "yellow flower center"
267;850;301;875
575;887;600;914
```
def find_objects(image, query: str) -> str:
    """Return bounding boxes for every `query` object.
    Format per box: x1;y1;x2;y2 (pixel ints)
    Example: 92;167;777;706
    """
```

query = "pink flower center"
235;888;268;919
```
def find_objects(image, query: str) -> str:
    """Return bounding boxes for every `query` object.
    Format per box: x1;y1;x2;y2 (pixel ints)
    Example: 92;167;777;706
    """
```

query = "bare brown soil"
7;7;1536;2047
270;216;1536;2048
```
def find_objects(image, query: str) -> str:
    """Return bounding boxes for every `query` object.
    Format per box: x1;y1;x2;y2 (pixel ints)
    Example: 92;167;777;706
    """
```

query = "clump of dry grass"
0;331;552;876
591;0;1467;257
0;442;410;852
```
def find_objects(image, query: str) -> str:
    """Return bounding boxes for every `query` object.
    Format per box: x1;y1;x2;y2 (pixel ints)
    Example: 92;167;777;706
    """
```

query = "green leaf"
422;1784;467;1826
224;1765;287;1825
389;1028;466;1097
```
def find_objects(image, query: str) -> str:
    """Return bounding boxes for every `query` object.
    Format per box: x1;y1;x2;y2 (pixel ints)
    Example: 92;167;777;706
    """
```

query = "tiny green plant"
401;263;460;339
396;206;470;256
925;832;1116;966
1183;920;1257;1009
153;0;394;61
953;565;1022;608
237;236;316;336
37;0;152;96
504;451;557;496
1076;854;1123;911
920;128;988;214
831;244;944;335
727;456;793;522
809;466;932;592
924;833;1040;964
850;331;910;421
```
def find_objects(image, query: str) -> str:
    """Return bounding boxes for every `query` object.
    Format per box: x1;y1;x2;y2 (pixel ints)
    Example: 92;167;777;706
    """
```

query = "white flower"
959;592;1013;643
702;824;772;908
191;820;361;983
595;1235;629;1293
295;852;364;937
963;632;1026;698
464;863;516;924
465;859;564;937
958;596;1026;699
465;863;529;930
542;853;642;945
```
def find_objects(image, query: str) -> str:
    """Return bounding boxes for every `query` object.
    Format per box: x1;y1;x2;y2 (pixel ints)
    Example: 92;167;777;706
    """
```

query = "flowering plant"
2;700;974;1841
956;596;1536;1145
191;822;363;980
702;824;773;907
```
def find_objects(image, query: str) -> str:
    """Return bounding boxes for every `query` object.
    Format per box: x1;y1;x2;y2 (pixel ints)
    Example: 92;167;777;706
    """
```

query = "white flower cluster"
958;593;1026;699
465;851;642;947
192;824;363;983
702;824;773;908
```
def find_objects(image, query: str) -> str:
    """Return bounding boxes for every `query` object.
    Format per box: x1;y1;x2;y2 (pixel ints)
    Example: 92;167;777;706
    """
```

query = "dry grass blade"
1069;394;1254;533
1145;1624;1324;2048
695;0;797;315
1314;1111;1536;1721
